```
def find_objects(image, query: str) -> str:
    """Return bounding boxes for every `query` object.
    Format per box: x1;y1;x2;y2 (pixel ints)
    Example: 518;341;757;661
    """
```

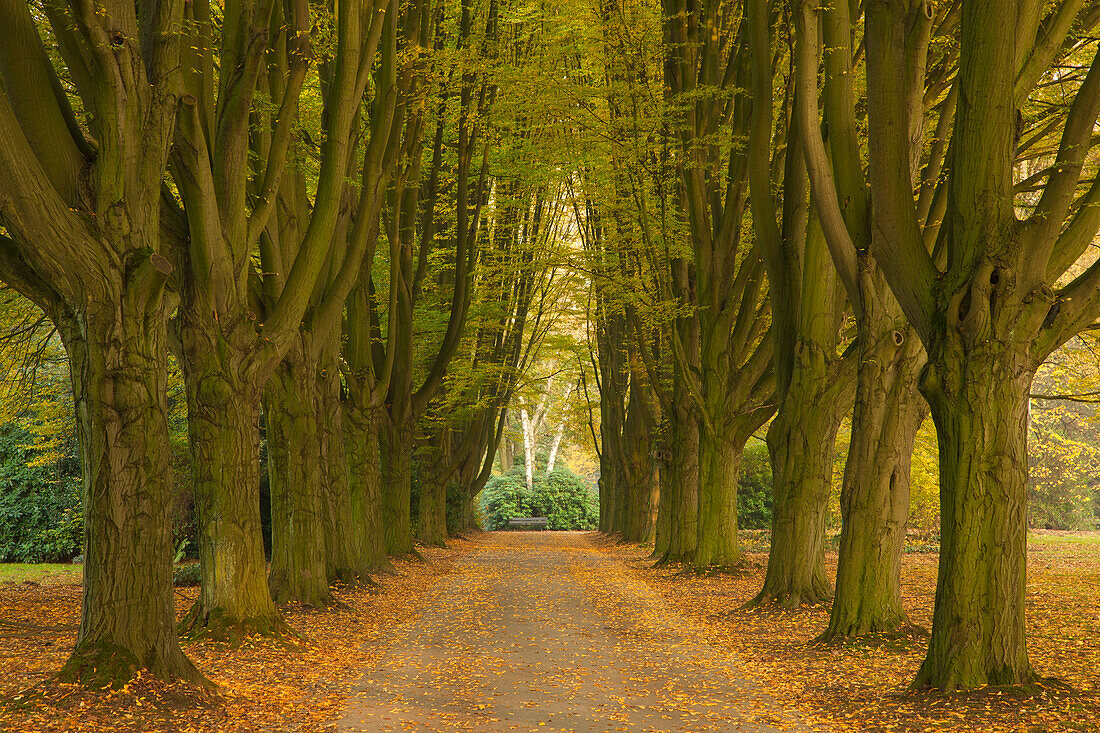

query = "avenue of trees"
2;0;1100;696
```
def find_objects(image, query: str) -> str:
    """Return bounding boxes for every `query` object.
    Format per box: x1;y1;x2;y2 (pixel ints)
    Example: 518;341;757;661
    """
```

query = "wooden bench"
506;517;549;530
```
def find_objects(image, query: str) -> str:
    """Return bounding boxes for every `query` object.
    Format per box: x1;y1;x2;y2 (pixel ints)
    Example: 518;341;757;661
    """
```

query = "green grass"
0;563;82;584
1028;530;1100;547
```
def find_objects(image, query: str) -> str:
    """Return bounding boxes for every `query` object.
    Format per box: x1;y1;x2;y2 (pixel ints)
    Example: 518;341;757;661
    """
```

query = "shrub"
479;467;533;530
479;464;598;531
0;426;82;562
737;442;772;530
173;563;201;587
532;469;598;530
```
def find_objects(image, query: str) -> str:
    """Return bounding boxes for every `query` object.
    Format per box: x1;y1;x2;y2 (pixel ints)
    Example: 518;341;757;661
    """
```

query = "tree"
747;0;853;607
0;0;203;685
168;0;395;623
786;0;942;638
662;0;775;570
862;0;1100;690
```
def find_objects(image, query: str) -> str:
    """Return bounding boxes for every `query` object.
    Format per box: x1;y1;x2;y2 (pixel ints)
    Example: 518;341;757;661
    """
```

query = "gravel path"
337;532;820;732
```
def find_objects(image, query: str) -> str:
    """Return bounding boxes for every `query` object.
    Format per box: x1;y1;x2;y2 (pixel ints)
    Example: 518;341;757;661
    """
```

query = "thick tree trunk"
823;304;924;640
913;342;1035;690
694;425;750;570
750;361;844;607
381;414;416;555
619;436;654;543
652;450;673;557
598;438;621;534
264;354;330;607
657;391;699;565
318;361;358;583
57;311;202;687
344;391;393;574
416;446;449;546
177;331;281;639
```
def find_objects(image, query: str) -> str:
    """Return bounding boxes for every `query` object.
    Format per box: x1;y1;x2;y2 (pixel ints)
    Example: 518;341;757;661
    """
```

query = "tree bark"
318;355;358;583
694;425;750;569
913;338;1036;690
656;387;698;565
344;389;393;574
264;351;330;607
57;309;202;687
823;284;925;640
750;348;845;607
381;414;416;555
416;445;450;546
176;323;281;639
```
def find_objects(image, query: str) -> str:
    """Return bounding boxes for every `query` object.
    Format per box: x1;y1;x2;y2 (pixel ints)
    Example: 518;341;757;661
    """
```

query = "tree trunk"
57;311;202;688
344;390;393;574
693;425;750;569
913;340;1035;690
657;390;699;565
318;359;358;583
823;295;925;639
264;353;330;607
750;359;844;607
177;328;281;639
381;414;415;555
416;446;449;546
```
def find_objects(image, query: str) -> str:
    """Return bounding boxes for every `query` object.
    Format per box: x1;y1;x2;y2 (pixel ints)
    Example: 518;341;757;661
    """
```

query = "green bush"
737;442;772;530
173;562;201;587
532;468;599;530
479;467;533;530
0;427;82;562
479;464;598;530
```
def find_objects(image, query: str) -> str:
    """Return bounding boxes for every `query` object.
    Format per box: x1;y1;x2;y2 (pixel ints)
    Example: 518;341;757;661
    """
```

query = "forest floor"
0;530;1097;732
610;529;1100;733
0;548;454;732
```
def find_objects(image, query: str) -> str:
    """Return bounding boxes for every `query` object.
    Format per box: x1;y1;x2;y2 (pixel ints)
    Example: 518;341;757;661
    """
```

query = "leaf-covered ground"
602;530;1100;733
1;532;1098;732
0;548;454;732
339;531;812;731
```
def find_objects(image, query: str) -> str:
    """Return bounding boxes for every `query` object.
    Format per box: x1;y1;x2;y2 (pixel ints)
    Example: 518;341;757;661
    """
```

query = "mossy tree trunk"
176;323;281;638
343;384;393;574
693;425;752;570
823;279;925;640
416;444;450;547
911;337;1035;688
318;351;358;583
750;342;848;607
0;0;202;686
381;413;416;555
57;306;204;687
657;386;699;565
264;349;330;607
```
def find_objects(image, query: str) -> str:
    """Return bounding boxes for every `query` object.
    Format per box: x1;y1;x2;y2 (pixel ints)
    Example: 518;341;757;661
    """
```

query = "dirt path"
338;532;819;732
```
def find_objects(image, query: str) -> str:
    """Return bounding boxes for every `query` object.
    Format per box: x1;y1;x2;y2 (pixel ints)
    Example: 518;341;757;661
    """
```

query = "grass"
0;563;82;585
1029;529;1100;547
